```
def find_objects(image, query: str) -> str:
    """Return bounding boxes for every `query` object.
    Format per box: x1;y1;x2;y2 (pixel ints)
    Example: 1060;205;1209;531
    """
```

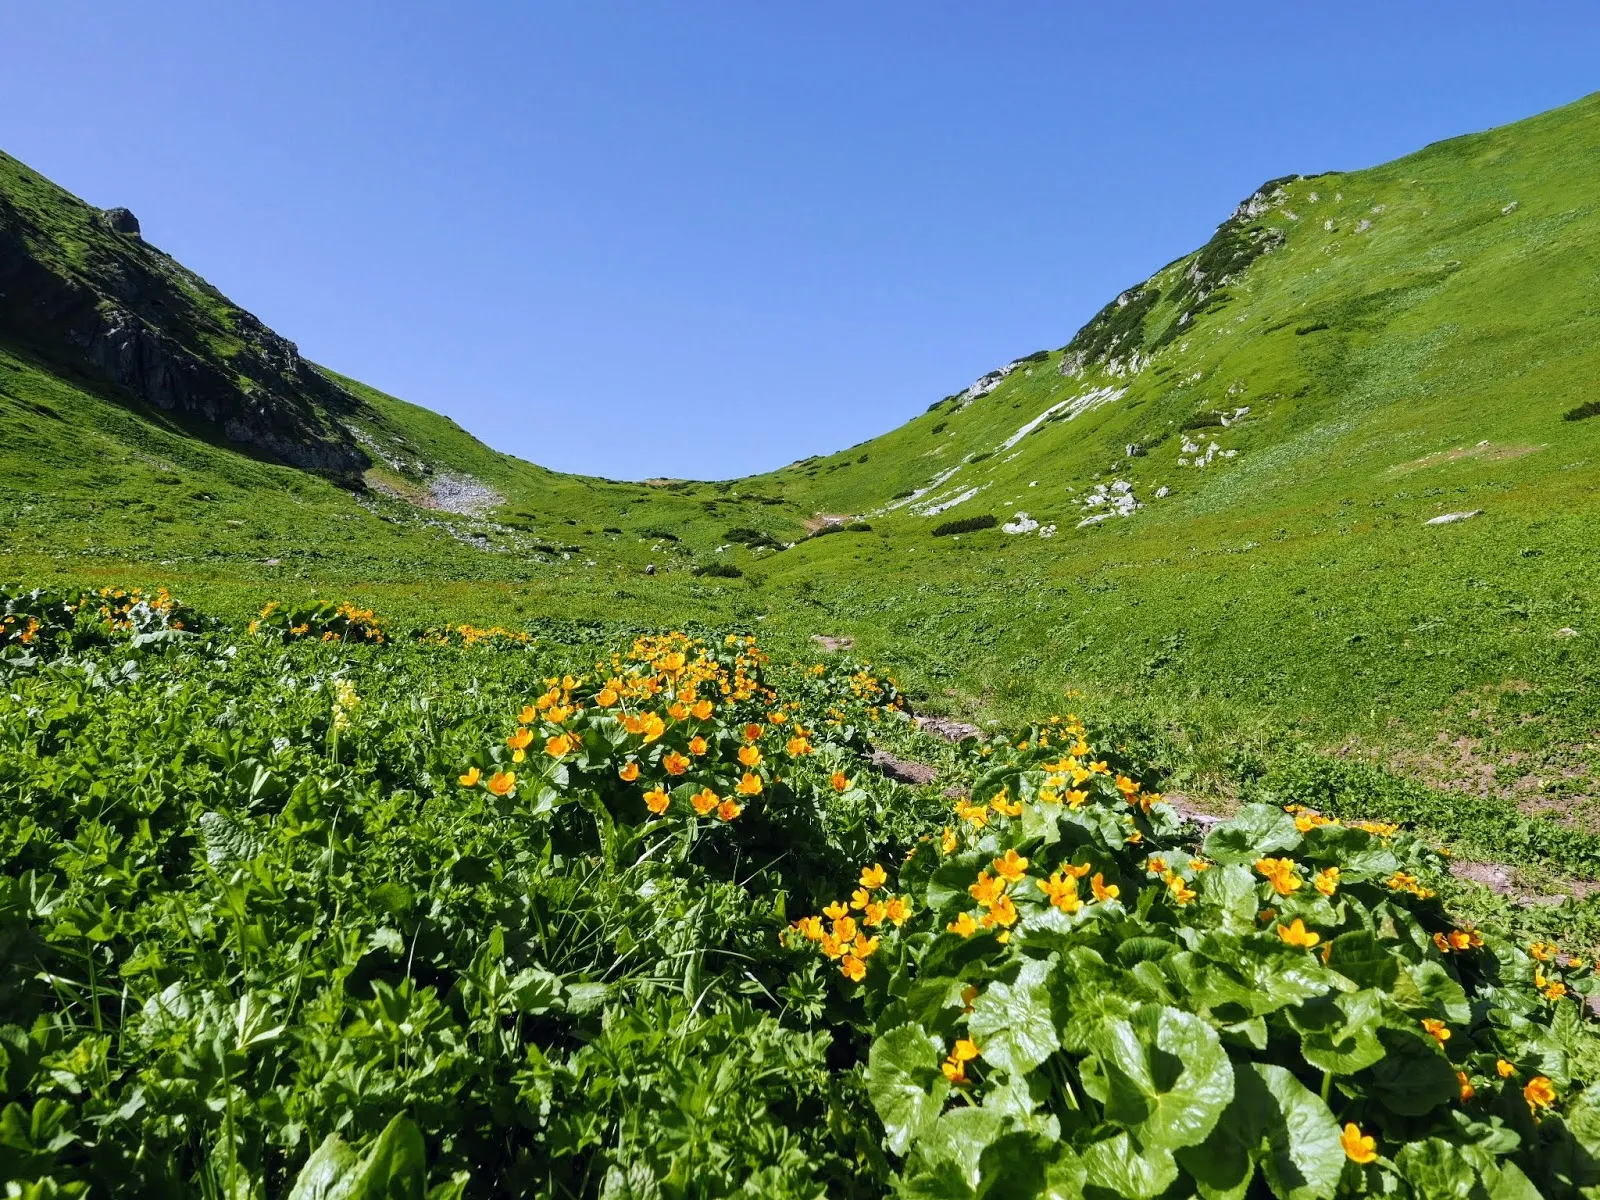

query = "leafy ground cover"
3;592;1600;1197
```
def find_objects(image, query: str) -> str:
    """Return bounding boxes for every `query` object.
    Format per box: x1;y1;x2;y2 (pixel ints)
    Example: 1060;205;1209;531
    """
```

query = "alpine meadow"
6;79;1600;1200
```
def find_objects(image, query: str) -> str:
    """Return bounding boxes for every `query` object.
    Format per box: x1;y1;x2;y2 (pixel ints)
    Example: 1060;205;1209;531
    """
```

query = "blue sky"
5;3;1598;479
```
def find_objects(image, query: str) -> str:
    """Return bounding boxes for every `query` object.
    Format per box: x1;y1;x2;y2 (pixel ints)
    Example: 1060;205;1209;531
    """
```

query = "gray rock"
100;207;140;236
1425;510;1484;526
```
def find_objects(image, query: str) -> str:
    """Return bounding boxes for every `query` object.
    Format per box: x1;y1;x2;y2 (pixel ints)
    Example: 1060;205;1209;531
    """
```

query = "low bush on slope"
1;589;1598;1197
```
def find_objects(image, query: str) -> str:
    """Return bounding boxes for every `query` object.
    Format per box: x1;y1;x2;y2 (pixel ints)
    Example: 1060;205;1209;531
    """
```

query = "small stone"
1425;510;1483;526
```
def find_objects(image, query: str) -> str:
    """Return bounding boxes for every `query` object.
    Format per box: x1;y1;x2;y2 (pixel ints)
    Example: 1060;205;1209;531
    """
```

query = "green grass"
5;91;1600;852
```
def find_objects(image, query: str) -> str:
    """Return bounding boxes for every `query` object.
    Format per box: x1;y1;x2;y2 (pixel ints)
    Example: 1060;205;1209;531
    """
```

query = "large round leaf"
969;954;1061;1078
867;1023;951;1157
1088;1005;1235;1151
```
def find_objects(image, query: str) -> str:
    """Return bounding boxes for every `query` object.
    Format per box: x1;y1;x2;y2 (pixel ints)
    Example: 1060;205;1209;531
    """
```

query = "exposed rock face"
99;207;140;236
0;153;368;476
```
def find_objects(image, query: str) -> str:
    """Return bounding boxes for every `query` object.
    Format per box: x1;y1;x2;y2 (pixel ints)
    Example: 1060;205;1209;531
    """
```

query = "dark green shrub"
1563;400;1600;421
930;514;997;537
693;562;743;578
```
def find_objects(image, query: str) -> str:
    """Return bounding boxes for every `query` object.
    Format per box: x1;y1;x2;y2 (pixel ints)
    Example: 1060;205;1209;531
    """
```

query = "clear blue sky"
5;3;1597;479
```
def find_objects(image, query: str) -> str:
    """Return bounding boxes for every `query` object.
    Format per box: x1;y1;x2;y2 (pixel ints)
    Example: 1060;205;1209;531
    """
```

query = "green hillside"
5;92;1600;815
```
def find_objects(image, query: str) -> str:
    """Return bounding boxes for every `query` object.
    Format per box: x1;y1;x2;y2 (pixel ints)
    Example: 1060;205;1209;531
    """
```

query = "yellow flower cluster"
790;863;911;979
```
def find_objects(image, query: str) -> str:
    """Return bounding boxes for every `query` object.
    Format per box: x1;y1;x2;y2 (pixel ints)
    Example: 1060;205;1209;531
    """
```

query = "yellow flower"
1544;980;1568;1001
1065;789;1089;808
949;1038;979;1063
860;863;887;890
969;870;1007;909
840;955;867;982
990;790;1022;818
667;701;691;721
850;887;872;911
546;733;574;758
716;797;742;822
993;849;1030;884
831;771;851;792
1038;871;1082;913
1530;941;1558;962
1255;857;1303;896
830;915;858;943
940;827;959;855
955;799;990;828
486;771;516;797
786;735;812;756
1457;1071;1475;1103
823;899;849;920
1524;1076;1557;1111
947;912;978;937
507;727;534;751
1165;872;1197;906
690;787;718;816
1278;919;1320;949
883;895;911;926
980;894;1018;929
862;901;886;926
1189;857;1211;873
619;761;640;782
690;698;714;720
458;767;481;787
1497;1059;1517;1079
768;710;788;725
1313;866;1340;896
793;916;823;941
852;933;881;959
1433;932;1454;954
736;772;763;797
1421;1018;1451;1045
1146;855;1169;875
739;744;763;767
688;735;709;756
1115;774;1138;797
663;751;690;776
1091;873;1120;903
644;787;671;815
595;687;619;707
1340;1123;1377;1164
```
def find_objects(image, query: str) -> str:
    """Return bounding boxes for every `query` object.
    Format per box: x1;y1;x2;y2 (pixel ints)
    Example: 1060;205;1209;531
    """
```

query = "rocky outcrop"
0;153;368;476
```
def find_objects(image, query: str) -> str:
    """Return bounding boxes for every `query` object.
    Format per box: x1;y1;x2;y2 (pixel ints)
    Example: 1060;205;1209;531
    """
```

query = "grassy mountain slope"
5;92;1600;824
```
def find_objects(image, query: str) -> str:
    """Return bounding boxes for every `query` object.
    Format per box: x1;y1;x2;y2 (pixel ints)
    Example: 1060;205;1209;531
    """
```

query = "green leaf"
1393;1138;1478;1199
969;954;1061;1077
1290;990;1387;1075
285;1134;362;1200
1322;931;1399;992
1178;1062;1343;1200
1411;961;1471;1024
1080;1132;1178;1199
1203;805;1301;866
914;1106;1005;1192
866;1023;950;1157
1364;1027;1457;1117
1089;1004;1234;1151
350;1114;427;1200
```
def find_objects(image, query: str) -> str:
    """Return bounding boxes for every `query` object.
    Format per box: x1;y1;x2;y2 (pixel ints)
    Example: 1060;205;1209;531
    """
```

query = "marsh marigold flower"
993;849;1030;883
645;787;671;815
458;767;481;787
619;761;640;782
1457;1071;1475;1102
546;733;574;758
1497;1059;1517;1079
786;735;812;756
1091;873;1120;903
688;736;708;756
1039;871;1082;913
1278;919;1320;949
1421;1018;1451;1045
1314;866;1340;897
883;895;911;926
1340;1123;1377;1164
663;751;690;776
739;745;763;767
832;771;851;792
486;771;516;797
717;798;741;822
947;912;978;937
860;863;887;890
1255;857;1303;896
690;787;718;816
1524;1076;1557;1112
736;771;763;796
940;827;959;855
